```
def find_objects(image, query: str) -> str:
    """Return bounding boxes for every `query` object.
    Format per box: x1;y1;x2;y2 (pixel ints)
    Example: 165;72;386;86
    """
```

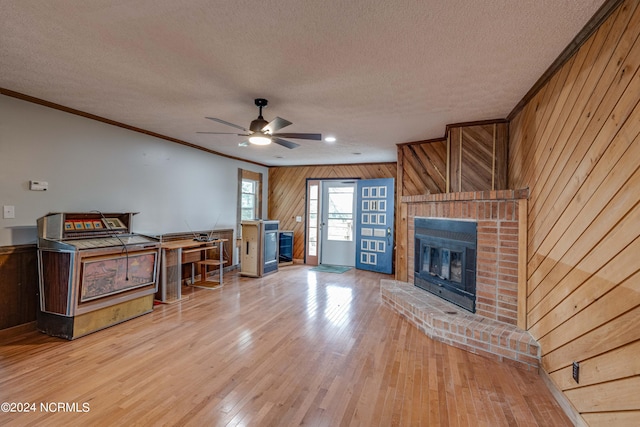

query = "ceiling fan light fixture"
249;132;271;145
202;99;318;150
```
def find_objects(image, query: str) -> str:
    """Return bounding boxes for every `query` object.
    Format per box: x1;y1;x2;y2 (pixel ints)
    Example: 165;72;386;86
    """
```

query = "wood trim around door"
305;179;321;266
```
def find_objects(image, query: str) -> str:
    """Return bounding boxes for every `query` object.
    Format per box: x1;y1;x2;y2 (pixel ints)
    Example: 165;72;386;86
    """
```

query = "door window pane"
308;184;319;257
308;227;317;256
327;187;353;241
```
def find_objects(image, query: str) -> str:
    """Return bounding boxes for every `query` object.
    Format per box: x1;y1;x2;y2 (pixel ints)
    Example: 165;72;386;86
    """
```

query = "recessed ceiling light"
324;136;337;143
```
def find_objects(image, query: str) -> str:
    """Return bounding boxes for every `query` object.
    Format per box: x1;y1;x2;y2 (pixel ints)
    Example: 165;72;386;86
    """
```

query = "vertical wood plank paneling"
460;125;494;192
450;127;462;192
447;122;508;192
394;146;407;281
40;251;71;314
508;0;640;422
494;122;508;190
0;245;39;329
517;199;527;330
446;132;451;192
395;201;409;282
268;163;396;262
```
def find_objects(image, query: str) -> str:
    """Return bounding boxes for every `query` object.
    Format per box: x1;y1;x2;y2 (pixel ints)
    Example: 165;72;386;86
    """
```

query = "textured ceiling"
1;0;606;166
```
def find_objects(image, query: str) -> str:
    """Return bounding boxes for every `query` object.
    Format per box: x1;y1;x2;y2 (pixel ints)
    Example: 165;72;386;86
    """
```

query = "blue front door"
355;178;394;274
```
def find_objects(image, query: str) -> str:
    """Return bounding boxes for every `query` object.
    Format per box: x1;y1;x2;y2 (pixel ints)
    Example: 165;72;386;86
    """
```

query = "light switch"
296;216;302;222
3;205;15;219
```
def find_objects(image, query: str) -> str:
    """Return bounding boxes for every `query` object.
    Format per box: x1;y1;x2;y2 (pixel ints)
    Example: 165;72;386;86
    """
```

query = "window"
237;169;263;237
241;179;258;220
326;186;354;241
308;183;319;257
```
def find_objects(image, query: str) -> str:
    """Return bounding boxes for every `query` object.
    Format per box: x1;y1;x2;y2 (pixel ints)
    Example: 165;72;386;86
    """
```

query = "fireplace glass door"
422;245;463;283
414;216;476;313
450;251;463;283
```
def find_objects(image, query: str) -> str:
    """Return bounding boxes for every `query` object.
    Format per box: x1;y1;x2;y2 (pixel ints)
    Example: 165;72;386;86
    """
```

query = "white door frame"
319;180;357;266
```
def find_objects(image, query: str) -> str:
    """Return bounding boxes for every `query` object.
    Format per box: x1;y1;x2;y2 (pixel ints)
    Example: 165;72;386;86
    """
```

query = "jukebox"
36;212;160;339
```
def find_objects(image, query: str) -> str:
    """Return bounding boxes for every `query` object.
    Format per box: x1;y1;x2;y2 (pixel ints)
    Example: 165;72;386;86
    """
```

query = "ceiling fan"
197;98;321;149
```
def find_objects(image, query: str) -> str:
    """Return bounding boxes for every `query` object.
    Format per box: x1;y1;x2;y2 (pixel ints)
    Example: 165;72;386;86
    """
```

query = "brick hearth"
387;189;539;370
381;279;539;371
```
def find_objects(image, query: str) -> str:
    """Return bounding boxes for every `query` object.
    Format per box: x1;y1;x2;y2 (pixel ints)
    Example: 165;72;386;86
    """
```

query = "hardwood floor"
0;266;571;426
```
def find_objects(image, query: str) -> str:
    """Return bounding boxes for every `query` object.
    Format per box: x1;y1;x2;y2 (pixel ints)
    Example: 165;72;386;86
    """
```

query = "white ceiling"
1;0;606;166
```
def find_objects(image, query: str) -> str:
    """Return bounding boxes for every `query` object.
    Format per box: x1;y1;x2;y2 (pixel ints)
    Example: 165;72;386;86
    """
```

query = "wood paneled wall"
397;139;447;196
508;0;640;424
449;122;508;192
268;163;396;262
0;245;39;330
397;121;507;199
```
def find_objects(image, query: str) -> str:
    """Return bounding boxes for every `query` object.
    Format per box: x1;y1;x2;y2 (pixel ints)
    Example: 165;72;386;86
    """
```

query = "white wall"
0;95;268;259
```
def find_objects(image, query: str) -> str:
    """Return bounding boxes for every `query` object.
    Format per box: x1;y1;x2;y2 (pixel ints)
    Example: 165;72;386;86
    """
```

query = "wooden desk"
181;239;228;287
158;239;228;302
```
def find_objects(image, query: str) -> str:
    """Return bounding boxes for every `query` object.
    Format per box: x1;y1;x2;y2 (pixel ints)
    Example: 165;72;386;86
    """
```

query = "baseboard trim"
539;368;587;427
0;321;37;339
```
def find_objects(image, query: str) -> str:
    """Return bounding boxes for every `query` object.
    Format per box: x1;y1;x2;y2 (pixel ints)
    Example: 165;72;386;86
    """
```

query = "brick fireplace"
382;189;540;370
407;189;528;326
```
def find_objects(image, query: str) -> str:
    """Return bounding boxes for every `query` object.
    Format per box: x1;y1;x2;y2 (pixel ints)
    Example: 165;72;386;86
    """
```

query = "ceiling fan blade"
272;137;300;149
272;133;322;140
205;117;248;132
263;117;292;133
197;131;246;135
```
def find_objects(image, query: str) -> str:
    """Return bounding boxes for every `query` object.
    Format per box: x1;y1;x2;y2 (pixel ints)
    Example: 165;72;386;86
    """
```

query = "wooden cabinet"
241;220;279;277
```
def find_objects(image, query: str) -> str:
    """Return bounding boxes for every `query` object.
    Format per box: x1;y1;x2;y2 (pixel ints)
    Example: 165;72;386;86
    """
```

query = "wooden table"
158;239;228;301
183;239;228;288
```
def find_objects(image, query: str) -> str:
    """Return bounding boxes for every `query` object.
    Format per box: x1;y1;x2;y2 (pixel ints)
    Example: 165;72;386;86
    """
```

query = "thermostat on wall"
29;180;48;191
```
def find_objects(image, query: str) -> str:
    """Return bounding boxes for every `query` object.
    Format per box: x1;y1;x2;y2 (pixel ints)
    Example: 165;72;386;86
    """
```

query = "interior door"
320;181;356;266
355;178;395;274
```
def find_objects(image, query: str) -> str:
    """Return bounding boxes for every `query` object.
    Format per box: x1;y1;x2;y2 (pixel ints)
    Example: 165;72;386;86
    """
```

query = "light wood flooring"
0;265;572;426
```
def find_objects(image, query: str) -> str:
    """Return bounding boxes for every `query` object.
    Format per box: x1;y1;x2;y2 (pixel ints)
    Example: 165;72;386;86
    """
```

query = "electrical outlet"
572;361;579;383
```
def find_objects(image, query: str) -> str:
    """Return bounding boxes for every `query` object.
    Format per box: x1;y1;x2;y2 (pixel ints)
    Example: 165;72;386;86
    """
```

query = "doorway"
305;178;394;271
320;181;356;267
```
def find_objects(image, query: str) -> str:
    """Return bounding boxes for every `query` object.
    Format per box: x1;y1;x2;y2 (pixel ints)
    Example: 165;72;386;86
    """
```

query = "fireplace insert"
414;218;477;312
